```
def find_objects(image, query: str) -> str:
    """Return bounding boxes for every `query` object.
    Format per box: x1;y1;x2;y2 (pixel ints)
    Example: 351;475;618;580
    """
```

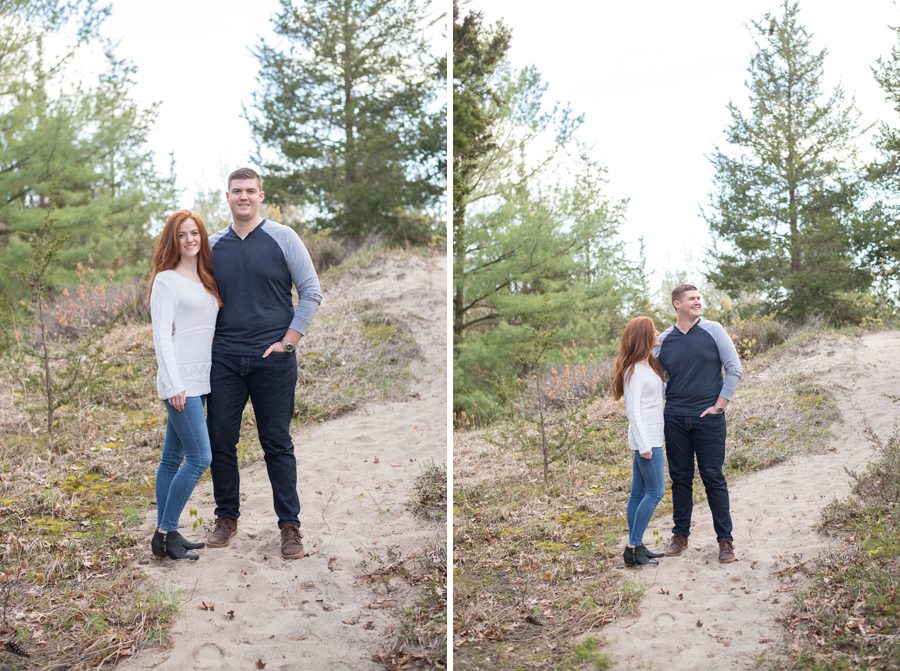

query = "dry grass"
758;426;899;670
368;464;448;670
409;462;447;523
0;245;426;669
368;541;448;670
453;331;845;670
295;256;422;422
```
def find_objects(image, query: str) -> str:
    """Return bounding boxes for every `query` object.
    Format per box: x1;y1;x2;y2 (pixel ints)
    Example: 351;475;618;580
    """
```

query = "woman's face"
177;218;202;261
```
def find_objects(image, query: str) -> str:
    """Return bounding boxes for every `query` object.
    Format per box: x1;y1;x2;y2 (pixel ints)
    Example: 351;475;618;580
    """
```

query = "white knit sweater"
624;362;665;453
150;270;219;399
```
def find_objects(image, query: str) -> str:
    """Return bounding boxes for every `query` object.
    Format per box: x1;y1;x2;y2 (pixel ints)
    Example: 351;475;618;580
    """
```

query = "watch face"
283;342;295;352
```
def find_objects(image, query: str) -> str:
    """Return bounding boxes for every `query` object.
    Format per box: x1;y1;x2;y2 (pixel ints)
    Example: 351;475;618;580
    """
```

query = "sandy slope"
597;330;899;670
118;252;446;671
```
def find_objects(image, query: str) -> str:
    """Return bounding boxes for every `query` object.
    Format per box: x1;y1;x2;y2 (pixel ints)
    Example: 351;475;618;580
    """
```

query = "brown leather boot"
718;539;736;563
664;534;688;556
206;517;237;548
280;523;304;559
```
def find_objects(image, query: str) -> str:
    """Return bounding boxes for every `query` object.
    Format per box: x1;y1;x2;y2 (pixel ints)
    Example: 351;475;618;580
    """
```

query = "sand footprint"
193;642;225;669
654;612;676;631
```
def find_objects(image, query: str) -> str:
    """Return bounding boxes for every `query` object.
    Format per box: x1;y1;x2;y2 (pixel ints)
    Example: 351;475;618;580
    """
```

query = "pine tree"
705;0;871;323
452;0;510;337
249;0;444;244
0;3;176;297
860;24;900;308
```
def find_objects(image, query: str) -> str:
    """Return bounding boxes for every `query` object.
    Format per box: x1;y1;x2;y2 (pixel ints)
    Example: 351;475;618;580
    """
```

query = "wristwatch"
714;406;725;414
282;341;296;353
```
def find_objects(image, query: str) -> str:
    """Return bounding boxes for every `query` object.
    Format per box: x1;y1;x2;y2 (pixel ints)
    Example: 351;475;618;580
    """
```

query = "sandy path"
119;253;446;671
598;330;899;670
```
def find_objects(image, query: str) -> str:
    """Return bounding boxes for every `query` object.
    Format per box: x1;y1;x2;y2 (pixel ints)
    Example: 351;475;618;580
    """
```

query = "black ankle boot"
637;544;664;559
633;545;659;565
167;531;205;550
151;531;167;558
164;533;199;560
623;546;635;567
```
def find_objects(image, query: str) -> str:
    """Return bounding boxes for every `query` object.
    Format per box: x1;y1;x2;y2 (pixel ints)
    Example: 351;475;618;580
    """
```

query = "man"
205;167;322;559
655;284;743;563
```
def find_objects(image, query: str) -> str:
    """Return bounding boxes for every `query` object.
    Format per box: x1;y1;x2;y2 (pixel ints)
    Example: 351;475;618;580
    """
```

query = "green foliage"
249;0;445;244
453;60;641;418
704;1;875;324
860;24;900;323
452;0;510;249
0;2;176;299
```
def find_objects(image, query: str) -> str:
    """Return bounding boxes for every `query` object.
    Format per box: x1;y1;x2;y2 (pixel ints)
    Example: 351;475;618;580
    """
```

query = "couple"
146;167;322;561
613;284;743;567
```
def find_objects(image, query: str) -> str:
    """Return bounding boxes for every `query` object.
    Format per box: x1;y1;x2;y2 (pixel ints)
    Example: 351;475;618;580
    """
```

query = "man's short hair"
228;167;262;189
671;283;698;307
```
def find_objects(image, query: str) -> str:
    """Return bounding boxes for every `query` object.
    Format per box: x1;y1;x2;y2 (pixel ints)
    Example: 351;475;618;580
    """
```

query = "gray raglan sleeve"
271;224;323;335
708;321;743;400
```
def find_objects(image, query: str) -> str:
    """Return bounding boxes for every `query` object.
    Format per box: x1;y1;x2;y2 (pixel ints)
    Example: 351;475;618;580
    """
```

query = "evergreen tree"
454;61;583;338
0;2;176;297
705;0;871;322
249;0;444;244
452;61;637;419
860;24;900;307
452;0;510;336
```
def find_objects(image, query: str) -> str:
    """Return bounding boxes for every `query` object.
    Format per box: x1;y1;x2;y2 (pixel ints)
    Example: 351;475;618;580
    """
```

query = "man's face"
674;290;702;320
226;178;264;222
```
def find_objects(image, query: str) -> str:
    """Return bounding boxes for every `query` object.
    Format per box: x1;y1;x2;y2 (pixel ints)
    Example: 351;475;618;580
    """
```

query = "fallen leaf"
696;620;703;628
374;456;380;464
226;610;235;620
256;660;266;669
364;621;375;630
677;593;684;600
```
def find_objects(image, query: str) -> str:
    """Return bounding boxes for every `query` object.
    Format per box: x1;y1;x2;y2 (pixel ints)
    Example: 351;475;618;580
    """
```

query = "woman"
147;210;222;560
612;316;666;567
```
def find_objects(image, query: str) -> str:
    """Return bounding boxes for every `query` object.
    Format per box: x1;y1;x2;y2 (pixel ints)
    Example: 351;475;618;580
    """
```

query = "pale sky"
469;0;899;288
93;0;282;199
63;0;443;205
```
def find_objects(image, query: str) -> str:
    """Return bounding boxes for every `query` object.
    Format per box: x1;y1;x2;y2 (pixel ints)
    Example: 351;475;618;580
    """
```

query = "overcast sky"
82;0;283;199
467;0;899;289
73;0;443;205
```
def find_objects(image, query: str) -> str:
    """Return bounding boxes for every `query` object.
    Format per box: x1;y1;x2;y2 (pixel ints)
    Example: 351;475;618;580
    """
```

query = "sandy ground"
118;252;447;671
597;330;900;670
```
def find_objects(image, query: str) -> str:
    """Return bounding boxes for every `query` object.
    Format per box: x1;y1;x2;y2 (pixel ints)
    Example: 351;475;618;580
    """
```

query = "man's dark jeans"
664;413;733;541
207;350;300;527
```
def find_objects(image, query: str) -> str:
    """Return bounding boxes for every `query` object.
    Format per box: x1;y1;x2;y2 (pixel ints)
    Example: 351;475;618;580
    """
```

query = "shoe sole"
719;556;736;563
664;549;686;557
281;548;305;559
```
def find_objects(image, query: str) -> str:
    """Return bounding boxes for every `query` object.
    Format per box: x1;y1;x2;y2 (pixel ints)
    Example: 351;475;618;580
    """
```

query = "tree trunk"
453;205;465;337
341;0;357;231
36;295;54;441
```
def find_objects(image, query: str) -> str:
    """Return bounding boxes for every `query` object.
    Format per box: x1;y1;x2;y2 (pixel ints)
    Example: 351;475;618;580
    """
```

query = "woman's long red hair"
611;316;665;400
146;210;222;306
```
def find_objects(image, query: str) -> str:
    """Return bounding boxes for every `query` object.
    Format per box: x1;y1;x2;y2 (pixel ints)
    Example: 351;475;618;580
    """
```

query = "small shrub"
726;315;790;359
410;462;447;522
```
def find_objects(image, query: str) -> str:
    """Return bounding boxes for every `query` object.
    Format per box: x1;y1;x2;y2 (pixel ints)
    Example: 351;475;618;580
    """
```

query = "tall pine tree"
0;1;176;296
705;0;871;322
249;0;444;244
860;24;900;308
452;0;510;337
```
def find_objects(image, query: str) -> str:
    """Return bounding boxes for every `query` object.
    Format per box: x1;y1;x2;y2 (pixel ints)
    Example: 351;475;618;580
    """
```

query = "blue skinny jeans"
626;447;665;546
156;396;212;531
